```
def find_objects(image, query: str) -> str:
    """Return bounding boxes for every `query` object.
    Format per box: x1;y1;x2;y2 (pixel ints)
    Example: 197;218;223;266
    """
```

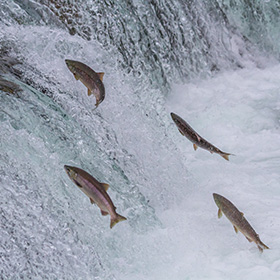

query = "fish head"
170;112;180;126
65;59;76;73
213;193;223;208
64;165;78;181
170;112;177;122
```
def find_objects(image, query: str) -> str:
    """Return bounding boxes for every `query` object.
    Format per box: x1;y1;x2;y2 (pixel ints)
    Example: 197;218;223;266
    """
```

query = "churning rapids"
1;1;280;279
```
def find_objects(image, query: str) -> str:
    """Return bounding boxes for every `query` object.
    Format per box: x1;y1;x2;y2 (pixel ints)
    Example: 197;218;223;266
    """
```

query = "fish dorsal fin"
193;144;198;151
90;198;95;204
74;73;79;80
97;72;104;81
195;133;201;142
233;225;239;234
88;88;92;96
101;183;110;191
218;208;222;218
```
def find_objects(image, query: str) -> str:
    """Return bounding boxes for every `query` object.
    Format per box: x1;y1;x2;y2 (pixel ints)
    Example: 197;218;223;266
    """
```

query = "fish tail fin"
221;153;231;161
221;152;236;161
110;213;127;229
257;240;269;252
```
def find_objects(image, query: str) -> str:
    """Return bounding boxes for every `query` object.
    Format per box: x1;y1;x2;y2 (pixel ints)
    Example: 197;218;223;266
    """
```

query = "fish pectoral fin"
88;88;92;96
101;183;110;191
193;144;198;151
101;210;109;216
178;129;184;136
246;237;253;243
90;198;95;204
74;73;79;80
218;209;222;218
233;225;239;234
97;72;104;81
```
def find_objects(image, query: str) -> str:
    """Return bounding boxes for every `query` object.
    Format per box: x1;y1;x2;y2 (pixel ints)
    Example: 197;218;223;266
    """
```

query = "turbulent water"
0;1;280;279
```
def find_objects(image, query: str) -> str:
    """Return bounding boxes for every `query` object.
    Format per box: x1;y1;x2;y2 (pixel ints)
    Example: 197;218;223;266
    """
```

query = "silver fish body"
171;112;232;161
64;165;126;228
65;59;105;107
213;193;269;252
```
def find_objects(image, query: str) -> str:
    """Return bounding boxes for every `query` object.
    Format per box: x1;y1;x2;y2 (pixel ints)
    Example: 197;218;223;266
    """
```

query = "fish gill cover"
0;0;280;279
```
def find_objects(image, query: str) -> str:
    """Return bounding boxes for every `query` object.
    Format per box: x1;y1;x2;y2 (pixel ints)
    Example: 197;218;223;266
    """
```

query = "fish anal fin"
88;88;92;96
101;183;110;191
97;72;104;81
101;210;109;216
74;73;79;80
193;144;198;151
90;198;95;204
234;225;239;234
218;208;222;218
246;237;253;243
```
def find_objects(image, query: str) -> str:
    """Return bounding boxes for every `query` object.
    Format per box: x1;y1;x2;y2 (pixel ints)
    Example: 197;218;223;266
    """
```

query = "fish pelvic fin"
233;226;239;234
218;208;222;218
110;213;127;229
193;144;198;151
88;88;92;96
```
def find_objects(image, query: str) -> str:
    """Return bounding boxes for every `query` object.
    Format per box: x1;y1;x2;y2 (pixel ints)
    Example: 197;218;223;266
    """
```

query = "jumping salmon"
213;193;269;252
64;165;126;228
171;112;232;161
65;59;105;107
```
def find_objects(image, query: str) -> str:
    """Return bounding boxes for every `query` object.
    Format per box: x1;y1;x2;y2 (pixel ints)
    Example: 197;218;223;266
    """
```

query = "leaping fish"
65;59;105;107
64;165;126;228
170;112;232;161
213;193;269;252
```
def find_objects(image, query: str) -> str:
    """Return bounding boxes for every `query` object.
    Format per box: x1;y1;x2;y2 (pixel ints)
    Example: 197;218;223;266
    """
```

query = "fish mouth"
213;193;222;206
170;112;176;121
64;165;72;174
213;193;219;200
65;59;73;68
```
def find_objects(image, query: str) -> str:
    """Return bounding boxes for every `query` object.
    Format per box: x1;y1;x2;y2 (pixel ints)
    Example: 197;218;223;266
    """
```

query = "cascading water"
1;1;280;279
